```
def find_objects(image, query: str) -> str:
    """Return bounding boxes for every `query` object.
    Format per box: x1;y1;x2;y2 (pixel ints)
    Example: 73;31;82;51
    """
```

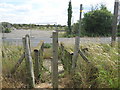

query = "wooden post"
72;4;83;73
78;50;90;63
52;31;58;88
59;43;73;73
34;50;40;82
111;0;119;46
0;34;2;90
11;53;25;74
22;35;35;88
39;42;44;82
34;41;44;82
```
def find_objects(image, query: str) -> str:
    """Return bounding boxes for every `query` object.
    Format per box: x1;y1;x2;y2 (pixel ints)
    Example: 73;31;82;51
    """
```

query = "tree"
67;0;72;34
117;24;120;36
1;22;12;33
82;4;113;36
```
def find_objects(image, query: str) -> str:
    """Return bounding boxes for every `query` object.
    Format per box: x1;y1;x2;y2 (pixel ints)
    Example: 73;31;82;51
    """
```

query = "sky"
0;0;115;25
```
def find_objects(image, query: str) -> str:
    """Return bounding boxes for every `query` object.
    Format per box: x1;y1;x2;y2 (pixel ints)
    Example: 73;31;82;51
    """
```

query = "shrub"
4;28;11;33
43;43;52;48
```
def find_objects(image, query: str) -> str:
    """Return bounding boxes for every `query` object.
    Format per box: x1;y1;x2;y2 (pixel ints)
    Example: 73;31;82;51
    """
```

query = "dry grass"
75;43;119;88
43;48;52;59
2;43;27;88
2;42;119;88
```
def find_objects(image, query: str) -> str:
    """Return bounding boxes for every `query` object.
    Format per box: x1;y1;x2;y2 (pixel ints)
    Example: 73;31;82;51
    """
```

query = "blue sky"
0;0;115;25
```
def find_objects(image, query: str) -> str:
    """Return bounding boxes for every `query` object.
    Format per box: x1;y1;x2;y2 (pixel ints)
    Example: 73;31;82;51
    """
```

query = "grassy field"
2;42;119;88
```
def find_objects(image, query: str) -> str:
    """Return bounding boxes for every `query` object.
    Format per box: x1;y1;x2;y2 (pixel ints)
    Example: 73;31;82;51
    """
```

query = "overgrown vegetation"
2;43;27;88
76;43;119;88
2;42;119;88
43;43;52;48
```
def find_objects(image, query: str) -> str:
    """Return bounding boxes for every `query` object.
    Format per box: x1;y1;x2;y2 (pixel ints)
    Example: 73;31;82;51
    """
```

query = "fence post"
22;35;35;88
52;31;58;88
34;50;40;82
111;0;119;46
34;41;44;82
39;42;44;82
72;4;83;73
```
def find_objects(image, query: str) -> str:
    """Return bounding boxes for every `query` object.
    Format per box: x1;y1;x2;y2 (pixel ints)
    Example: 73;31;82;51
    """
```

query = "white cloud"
0;0;116;25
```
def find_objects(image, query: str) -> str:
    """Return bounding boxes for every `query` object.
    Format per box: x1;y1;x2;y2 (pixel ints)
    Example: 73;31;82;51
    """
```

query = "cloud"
0;0;115;25
0;3;32;13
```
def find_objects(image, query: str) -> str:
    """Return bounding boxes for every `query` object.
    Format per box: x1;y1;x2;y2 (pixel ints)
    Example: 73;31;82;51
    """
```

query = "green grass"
43;43;52;48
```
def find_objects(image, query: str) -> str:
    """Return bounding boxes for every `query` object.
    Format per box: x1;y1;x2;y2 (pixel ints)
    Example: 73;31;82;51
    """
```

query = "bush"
4;28;11;33
43;43;52;48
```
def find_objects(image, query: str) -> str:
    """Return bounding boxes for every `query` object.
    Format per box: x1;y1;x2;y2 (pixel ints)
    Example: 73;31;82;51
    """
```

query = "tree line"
12;24;66;30
1;22;66;33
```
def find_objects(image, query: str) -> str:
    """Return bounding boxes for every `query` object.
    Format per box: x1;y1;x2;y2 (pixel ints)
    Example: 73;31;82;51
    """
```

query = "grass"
74;43;119;88
2;42;53;88
2;43;28;88
2;42;119;88
43;48;52;59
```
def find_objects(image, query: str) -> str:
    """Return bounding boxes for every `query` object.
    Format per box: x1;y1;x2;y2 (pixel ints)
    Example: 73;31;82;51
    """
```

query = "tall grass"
2;43;27;88
74;43;119;88
2;42;119;88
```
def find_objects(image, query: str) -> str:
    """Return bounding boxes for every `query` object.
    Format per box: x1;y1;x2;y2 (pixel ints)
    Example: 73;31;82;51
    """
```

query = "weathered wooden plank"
78;50;90;63
34;41;44;51
23;35;35;88
52;31;58;88
11;52;25;74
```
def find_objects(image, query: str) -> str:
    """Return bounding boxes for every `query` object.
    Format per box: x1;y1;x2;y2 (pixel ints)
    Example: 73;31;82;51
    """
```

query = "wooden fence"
59;43;73;73
59;43;98;88
11;35;44;88
10;32;98;88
